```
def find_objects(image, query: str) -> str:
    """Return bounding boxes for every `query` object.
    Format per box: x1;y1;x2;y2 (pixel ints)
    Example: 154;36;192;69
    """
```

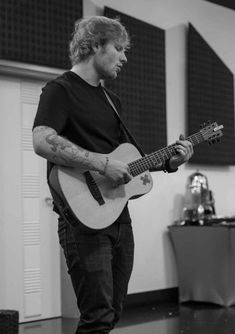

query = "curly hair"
69;16;130;65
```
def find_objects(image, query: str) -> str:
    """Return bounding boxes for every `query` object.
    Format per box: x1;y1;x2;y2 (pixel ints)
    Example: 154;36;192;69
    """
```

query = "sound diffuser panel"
188;24;235;165
104;7;167;155
0;0;83;69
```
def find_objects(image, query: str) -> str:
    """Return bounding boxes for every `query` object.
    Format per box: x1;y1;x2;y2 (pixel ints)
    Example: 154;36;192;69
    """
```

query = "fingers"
175;145;193;159
112;171;132;188
175;134;194;159
104;159;133;188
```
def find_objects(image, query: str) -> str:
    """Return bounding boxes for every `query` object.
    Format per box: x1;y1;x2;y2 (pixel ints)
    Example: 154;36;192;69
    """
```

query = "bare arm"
32;126;106;173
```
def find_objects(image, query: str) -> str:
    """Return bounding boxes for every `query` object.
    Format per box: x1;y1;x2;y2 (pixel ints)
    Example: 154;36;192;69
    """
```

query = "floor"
19;301;235;334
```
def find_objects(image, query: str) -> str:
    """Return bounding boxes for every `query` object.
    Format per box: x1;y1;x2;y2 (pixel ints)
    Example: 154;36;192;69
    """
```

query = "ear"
91;42;100;53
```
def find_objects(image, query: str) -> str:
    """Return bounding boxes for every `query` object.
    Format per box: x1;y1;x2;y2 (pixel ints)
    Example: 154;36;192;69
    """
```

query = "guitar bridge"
84;171;105;206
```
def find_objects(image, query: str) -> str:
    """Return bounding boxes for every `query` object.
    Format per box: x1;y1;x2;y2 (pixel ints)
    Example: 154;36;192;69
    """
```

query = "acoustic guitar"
49;121;223;229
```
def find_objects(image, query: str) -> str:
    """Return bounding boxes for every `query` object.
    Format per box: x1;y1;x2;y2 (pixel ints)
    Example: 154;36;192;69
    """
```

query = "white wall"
85;0;235;293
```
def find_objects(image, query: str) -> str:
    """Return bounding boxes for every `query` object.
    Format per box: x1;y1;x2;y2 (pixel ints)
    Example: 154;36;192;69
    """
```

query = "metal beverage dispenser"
182;170;215;224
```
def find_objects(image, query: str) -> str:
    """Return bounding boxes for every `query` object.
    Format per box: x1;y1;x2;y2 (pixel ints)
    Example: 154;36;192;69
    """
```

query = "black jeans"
58;218;134;334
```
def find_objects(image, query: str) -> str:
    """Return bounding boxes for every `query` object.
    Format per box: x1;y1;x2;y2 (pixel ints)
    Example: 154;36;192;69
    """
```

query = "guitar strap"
102;87;145;157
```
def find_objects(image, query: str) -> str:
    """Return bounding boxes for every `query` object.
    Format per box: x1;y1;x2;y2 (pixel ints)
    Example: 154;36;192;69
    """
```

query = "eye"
115;45;124;52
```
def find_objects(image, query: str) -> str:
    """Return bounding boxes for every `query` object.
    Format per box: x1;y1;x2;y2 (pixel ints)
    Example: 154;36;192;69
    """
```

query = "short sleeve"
33;82;69;134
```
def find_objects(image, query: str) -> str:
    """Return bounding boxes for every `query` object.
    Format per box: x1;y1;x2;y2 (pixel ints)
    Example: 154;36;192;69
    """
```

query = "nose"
120;51;127;64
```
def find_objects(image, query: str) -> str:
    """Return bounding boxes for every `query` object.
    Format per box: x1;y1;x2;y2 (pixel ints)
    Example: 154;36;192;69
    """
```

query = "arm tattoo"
33;126;94;169
44;132;92;169
45;133;73;152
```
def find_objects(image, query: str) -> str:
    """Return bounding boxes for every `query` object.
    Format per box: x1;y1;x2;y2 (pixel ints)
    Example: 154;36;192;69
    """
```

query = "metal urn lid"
182;170;214;224
186;170;209;201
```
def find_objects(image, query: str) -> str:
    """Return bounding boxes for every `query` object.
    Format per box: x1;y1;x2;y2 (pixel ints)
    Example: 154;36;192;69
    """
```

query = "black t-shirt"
33;71;131;224
33;71;127;152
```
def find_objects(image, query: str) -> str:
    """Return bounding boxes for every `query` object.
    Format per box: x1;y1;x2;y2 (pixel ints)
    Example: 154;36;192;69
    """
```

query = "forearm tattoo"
34;126;92;169
45;133;91;168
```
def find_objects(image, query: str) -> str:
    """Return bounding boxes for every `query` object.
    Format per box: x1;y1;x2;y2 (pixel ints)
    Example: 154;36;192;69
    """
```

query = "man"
32;16;193;334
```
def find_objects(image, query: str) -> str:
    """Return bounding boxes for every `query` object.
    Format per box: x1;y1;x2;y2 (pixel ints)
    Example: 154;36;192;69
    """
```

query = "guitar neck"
128;131;204;177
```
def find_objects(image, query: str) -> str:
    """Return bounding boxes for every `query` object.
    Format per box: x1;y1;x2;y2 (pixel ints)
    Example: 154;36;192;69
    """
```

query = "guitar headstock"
200;121;224;145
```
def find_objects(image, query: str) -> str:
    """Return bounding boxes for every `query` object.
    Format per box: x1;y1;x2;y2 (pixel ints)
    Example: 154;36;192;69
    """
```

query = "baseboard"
125;287;179;308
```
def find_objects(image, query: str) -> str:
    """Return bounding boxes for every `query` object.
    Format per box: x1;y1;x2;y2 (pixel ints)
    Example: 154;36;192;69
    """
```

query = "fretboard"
128;131;204;177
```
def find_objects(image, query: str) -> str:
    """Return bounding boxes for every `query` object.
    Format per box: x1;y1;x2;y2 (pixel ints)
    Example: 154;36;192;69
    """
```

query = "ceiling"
203;0;235;11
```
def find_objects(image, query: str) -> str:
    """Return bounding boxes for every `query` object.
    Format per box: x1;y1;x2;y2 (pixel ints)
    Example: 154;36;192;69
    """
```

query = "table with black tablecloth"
169;225;235;306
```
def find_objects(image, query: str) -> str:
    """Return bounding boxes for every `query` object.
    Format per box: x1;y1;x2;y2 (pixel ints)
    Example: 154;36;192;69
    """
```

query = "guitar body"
50;143;153;229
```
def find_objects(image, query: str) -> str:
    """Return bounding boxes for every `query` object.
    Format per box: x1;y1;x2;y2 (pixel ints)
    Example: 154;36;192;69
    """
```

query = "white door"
0;76;61;323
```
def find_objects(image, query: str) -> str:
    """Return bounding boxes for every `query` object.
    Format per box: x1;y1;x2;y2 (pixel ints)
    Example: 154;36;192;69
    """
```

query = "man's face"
93;41;128;80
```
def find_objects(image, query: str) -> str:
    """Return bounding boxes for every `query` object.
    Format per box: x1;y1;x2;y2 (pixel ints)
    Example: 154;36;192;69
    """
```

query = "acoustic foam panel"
104;7;167;156
188;24;235;165
203;0;235;11
0;0;83;69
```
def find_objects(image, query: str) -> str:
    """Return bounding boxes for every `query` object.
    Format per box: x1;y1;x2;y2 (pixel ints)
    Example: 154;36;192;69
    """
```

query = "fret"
135;163;144;174
163;147;171;160
144;155;157;169
149;153;160;167
188;133;203;145
158;150;166;163
189;135;196;145
129;162;141;176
